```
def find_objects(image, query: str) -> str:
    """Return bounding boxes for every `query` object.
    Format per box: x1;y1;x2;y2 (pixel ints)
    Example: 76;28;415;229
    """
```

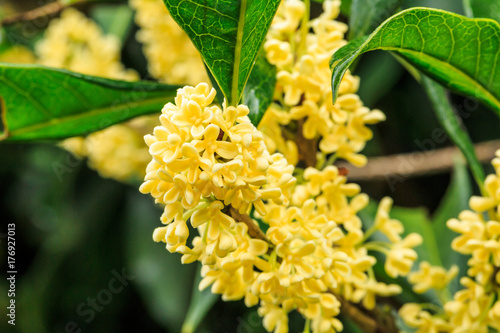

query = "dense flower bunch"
140;78;423;332
37;8;137;80
259;0;385;167
129;0;207;85
135;1;428;332
400;151;500;332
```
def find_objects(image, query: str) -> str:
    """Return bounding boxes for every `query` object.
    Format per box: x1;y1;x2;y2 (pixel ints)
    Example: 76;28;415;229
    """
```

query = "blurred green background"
1;0;499;332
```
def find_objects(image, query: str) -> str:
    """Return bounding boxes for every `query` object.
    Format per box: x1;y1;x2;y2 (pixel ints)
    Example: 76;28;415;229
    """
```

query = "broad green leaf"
162;0;281;105
463;0;500;23
422;75;485;187
348;0;403;40
330;8;500;117
0;64;180;141
243;53;276;126
431;159;471;283
181;263;219;333
90;4;134;43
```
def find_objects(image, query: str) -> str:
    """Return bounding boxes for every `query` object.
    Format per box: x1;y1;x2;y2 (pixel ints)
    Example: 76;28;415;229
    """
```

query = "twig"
229;207;269;242
1;1;65;26
334;293;398;333
296;119;318;167
337;139;500;181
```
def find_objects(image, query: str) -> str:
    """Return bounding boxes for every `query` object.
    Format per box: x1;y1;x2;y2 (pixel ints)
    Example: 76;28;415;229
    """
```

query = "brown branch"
337;139;500;181
334;293;398;333
296;119;318;167
229;207;269;242
1;1;65;26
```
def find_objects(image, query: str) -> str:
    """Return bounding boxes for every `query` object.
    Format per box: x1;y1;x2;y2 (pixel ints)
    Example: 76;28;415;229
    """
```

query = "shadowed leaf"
162;0;281;105
0;64;180;141
331;8;500;117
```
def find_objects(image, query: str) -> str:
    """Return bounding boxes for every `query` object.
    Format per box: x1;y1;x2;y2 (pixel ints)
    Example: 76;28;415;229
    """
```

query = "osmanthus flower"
259;0;385;167
37;8;137;80
400;151;500;332
350;278;402;310
141;83;295;257
399;304;452;333
408;262;459;294
384;233;422;278
129;0;207;85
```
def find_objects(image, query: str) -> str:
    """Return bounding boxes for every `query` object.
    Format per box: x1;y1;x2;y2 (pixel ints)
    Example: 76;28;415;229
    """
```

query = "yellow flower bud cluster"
400;151;500;332
140;82;295;257
259;0;386;167
34;8;158;182
37;8;137;81
129;0;208;85
0;46;36;64
138;80;418;332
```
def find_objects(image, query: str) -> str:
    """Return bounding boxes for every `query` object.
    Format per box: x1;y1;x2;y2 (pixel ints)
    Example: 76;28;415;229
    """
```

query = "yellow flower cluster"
400;150;500;332
140;82;294;257
140;79;419;332
0;45;36;64
129;0;207;85
259;0;385;167
134;1;423;332
35;8;157;182
36;8;137;80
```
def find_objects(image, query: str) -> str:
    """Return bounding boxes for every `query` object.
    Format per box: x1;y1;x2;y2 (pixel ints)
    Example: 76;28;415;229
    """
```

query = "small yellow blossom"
129;0;207;85
262;0;385;167
408;262;459;293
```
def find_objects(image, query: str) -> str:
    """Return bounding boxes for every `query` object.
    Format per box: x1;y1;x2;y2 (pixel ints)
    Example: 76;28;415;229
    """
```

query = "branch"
334;293;398;333
337;139;500;181
229;207;269;242
1;1;64;26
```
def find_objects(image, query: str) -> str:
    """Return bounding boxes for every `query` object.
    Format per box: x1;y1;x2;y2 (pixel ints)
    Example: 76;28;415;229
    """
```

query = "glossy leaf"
330;8;500;117
0;64;180;141
348;0;403;40
463;0;500;23
162;0;281;105
181;263;219;333
431;159;471;286
422;75;485;187
243;53;276;126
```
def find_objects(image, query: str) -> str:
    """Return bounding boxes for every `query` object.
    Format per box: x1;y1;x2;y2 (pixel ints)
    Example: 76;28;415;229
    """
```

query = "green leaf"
348;0;403;40
181;263;219;333
463;0;500;23
0;64;180;141
243;53;276;126
422;75;485;187
90;4;134;43
340;0;353;17
162;0;281;105
431;159;471;281
330;8;500;117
